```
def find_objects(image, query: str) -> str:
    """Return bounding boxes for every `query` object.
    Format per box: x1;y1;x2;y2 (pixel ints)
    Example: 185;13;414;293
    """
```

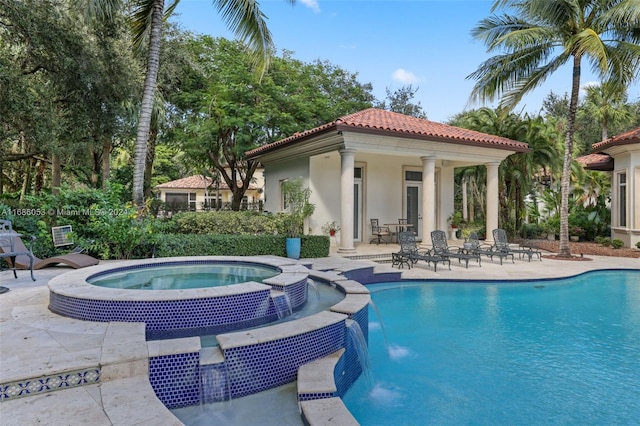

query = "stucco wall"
609;150;639;248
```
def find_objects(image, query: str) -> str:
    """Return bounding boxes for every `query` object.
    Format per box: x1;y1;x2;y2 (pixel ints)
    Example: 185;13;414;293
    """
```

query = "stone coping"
216;310;348;350
47;256;298;301
300;397;359;425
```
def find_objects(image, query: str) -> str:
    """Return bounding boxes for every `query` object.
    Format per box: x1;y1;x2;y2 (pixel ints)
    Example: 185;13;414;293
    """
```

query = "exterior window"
618;172;627;227
280;180;289;211
405;170;422;181
204;195;222;210
165;193;196;211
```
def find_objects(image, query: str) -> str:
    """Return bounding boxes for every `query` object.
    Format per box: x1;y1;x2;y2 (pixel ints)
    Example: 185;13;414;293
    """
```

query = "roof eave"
337;124;530;153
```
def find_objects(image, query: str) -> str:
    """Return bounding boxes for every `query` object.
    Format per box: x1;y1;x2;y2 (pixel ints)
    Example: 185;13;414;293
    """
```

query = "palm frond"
74;0;125;21
129;0;156;53
599;0;640;27
213;0;287;79
467;42;561;106
571;28;609;73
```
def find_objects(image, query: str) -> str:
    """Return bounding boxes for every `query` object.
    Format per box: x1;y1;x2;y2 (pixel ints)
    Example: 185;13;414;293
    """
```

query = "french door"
404;181;422;240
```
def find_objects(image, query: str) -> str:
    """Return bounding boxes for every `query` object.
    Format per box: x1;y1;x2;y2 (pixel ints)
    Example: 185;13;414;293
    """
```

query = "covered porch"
246;109;529;252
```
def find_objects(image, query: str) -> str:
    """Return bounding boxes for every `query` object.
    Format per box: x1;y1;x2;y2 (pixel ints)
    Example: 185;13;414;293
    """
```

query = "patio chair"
0;219;35;281
492;228;542;262
370;219;391;245
0;223;99;270
466;231;514;265
394;231;450;272
430;230;481;268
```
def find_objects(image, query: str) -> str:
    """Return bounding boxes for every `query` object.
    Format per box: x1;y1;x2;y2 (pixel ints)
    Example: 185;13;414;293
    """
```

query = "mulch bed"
525;239;640;260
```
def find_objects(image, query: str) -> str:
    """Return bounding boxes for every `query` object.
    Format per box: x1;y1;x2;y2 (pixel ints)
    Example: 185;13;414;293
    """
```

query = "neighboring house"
579;127;639;248
155;171;264;213
245;108;529;252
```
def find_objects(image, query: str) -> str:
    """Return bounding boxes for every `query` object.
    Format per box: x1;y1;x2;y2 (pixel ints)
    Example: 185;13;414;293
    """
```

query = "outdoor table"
384;223;414;243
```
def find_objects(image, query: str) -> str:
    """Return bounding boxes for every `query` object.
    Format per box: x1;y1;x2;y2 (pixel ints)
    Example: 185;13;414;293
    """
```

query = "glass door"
353;167;363;241
404;182;422;240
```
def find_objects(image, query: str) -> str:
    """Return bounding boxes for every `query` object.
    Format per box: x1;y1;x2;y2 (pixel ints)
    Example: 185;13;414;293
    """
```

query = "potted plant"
281;178;315;259
447;211;463;239
322;221;341;236
569;226;584;242
448;211;463;229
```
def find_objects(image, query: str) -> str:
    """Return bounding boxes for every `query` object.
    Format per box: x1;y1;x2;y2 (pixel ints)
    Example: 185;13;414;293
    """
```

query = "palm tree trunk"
144;129;157;199
558;54;582;257
132;0;164;208
102;138;111;189
51;153;61;196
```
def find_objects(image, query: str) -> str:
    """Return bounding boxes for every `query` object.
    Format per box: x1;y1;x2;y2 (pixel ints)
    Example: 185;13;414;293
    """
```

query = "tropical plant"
81;0;292;208
468;0;640;257
579;81;634;141
281;179;315;238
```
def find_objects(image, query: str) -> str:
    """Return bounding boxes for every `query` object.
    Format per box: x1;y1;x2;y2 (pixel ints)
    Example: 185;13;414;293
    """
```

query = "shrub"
595;236;611;246
611;239;624;249
636;241;640;249
172;211;289;236
153;234;329;258
520;223;546;239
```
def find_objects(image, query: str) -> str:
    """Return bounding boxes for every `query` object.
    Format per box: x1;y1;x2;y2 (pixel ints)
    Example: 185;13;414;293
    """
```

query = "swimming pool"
344;270;640;425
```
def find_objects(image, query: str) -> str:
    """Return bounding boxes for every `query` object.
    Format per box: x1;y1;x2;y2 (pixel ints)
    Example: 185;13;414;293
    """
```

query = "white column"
421;156;436;245
338;149;356;253
485;162;500;243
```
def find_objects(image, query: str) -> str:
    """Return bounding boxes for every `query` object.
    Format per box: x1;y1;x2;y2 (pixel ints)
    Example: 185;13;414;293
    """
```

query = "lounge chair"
0;220;35;281
393;231;450;272
467;231;514;265
431;230;481;268
1;230;99;270
492;228;542;262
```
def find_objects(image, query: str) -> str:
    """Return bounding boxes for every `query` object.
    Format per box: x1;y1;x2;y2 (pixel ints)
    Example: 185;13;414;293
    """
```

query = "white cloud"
300;0;320;13
392;68;420;84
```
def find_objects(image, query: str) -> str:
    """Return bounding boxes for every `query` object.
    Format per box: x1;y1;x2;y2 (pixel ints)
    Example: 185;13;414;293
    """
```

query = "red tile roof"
576;153;614;171
155;175;256;190
592;127;640;150
245;108;529;158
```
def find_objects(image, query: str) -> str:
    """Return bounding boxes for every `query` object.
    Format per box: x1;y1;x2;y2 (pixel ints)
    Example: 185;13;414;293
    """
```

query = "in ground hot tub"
48;256;310;339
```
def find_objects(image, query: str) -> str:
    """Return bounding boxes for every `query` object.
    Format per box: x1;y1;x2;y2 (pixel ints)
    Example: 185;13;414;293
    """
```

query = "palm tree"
82;0;291;208
468;0;640;257
580;81;633;141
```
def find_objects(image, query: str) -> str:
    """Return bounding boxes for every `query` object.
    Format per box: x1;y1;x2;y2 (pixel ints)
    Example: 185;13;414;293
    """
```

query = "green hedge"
172;211;292;235
153;234;330;258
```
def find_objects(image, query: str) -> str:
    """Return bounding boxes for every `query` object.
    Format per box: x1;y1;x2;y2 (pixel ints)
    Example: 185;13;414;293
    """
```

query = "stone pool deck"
1;246;638;425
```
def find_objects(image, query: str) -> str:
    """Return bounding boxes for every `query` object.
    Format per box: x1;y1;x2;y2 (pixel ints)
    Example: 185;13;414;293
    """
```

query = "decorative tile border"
0;368;100;402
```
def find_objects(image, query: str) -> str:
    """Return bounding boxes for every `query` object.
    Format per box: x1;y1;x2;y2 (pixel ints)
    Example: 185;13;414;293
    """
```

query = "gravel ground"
526;239;640;259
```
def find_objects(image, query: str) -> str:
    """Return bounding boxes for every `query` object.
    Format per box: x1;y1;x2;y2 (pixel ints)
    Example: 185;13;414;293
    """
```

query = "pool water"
344;270;640;425
87;263;279;290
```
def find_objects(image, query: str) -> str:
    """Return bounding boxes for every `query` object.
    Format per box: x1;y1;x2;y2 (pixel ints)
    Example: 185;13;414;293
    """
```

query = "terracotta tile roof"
592;127;640;150
246;108;529;157
576;153;614;171
155;175;256;190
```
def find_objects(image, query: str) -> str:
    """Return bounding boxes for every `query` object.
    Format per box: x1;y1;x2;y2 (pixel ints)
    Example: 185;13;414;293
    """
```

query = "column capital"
420;155;437;163
339;148;357;156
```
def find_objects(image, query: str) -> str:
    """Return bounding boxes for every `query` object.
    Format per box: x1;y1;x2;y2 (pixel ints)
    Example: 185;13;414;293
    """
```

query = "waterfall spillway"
346;319;374;391
273;293;293;319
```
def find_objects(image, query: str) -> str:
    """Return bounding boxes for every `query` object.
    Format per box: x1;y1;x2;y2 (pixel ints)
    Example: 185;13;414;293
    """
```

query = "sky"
171;0;640;123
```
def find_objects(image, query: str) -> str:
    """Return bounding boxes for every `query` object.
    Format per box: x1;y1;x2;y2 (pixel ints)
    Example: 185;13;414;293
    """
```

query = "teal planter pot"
286;237;301;259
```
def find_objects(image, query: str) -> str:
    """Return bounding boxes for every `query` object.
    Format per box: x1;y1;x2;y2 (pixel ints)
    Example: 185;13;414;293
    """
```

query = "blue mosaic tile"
222;321;345;399
149;352;200;409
